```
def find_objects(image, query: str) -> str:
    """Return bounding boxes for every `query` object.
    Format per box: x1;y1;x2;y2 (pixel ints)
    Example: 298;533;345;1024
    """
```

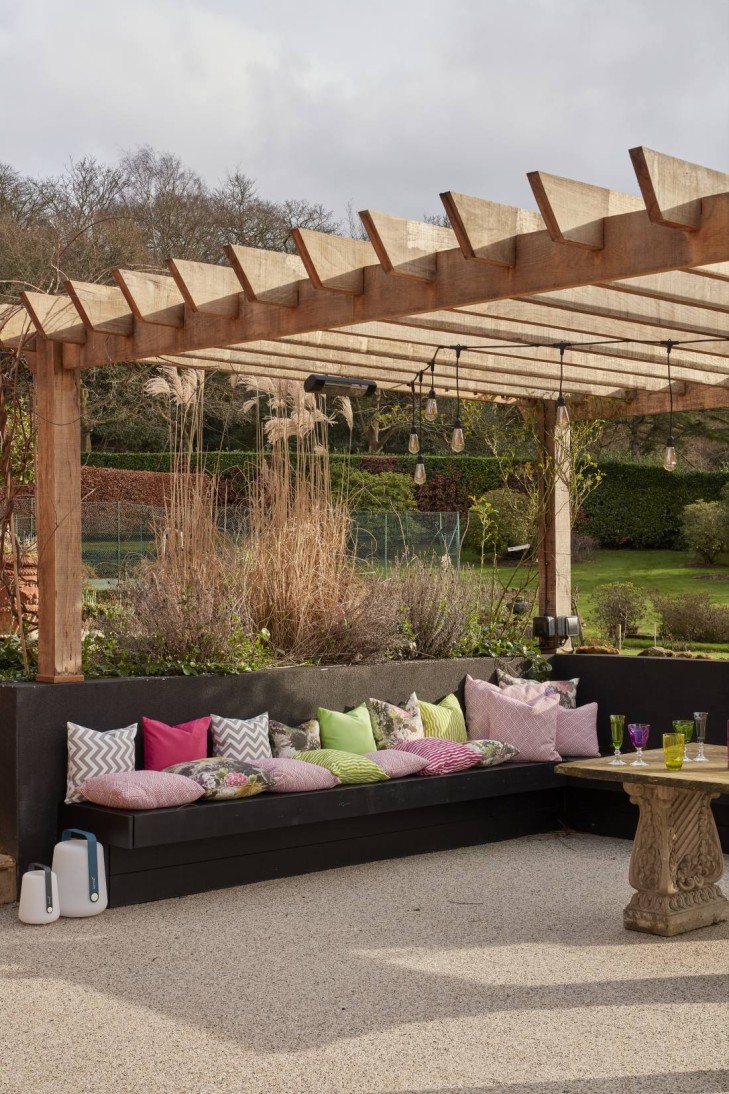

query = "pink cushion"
364;750;429;778
464;675;503;739
486;688;561;762
556;703;600;758
252;756;340;792
79;770;204;809
142;716;210;771
394;738;483;776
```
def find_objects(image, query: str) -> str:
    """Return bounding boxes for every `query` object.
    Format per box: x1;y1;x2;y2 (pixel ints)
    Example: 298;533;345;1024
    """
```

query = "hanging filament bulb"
408;429;420;454
450;419;465;453
424;388;438;421
414;455;427;485
556;392;570;428
663;435;677;471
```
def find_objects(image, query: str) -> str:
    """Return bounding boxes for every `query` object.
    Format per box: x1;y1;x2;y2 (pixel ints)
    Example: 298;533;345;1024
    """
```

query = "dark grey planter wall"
553;654;729;751
0;657;510;877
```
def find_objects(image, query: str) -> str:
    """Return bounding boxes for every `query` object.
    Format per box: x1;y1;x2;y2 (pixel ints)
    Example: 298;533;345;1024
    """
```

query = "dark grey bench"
63;761;568;906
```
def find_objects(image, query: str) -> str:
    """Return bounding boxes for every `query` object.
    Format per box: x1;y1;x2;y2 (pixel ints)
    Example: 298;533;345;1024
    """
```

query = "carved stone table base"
623;781;729;937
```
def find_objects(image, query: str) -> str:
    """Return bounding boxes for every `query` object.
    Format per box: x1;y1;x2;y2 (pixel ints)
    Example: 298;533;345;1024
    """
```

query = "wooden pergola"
1;146;727;681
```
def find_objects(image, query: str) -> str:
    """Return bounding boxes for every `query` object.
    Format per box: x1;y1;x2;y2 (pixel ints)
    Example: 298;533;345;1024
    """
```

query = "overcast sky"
1;0;727;220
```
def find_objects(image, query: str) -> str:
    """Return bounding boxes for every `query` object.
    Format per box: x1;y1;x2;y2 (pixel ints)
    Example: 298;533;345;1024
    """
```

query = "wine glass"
693;712;709;762
608;714;626;765
673;719;694;763
628;723;650;766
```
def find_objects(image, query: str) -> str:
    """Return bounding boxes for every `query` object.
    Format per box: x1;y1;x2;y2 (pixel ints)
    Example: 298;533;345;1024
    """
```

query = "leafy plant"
654;592;729;644
593;582;648;642
680;499;727;564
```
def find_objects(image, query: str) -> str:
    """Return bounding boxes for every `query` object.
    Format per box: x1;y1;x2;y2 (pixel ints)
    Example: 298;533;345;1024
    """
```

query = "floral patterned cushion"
463;739;520;767
419;693;468;742
164;759;273;800
497;669;578;709
268;719;321;759
295;749;389;785
394;738;483;777
366;693;424;749
364;749;429;778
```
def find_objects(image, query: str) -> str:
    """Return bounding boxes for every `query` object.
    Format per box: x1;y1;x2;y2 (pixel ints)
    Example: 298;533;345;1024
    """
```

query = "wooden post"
537;402;572;653
35;338;84;682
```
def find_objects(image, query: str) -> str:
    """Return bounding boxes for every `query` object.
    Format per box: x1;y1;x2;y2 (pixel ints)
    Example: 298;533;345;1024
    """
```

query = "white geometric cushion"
210;712;271;763
556;703;599;758
485;688;561;762
66;722;138;804
464;675;503;739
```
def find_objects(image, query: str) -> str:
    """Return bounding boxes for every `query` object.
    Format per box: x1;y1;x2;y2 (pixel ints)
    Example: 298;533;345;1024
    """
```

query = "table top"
557;744;729;795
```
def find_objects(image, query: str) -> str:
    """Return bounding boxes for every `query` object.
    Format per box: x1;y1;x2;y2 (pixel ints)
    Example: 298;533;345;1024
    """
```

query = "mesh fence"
12;500;461;583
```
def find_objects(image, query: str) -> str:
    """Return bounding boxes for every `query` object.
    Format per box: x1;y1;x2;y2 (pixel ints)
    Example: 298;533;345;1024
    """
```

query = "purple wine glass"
628;723;650;766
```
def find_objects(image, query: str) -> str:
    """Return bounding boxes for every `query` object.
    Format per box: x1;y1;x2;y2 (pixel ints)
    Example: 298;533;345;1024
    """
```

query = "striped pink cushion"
252;756;340;792
79;770;204;809
364;750;429;778
394;738;483;776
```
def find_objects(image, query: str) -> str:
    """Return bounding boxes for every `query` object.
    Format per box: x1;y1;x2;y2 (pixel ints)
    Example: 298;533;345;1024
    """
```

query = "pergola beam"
630;146;729;232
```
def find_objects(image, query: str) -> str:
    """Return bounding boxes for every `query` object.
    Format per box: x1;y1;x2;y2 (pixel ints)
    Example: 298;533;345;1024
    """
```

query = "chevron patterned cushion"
419;693;468;742
211;712;271;763
393;738;483;776
295;749;389;785
65;722;138;804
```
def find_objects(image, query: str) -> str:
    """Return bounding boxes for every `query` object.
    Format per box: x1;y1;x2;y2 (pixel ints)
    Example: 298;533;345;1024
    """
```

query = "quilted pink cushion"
79;770;204;809
364;750;429;778
556;703;599;758
486;688;561;762
394;738;483;776
464;675;503;739
142;716;210;771
252;756;340;792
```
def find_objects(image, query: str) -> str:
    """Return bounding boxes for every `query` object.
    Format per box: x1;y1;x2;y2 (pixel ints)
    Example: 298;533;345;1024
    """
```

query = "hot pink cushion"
252;756;340;792
486;689;561;762
464;675;503;739
364;750;429;778
142;716;210;771
394;738;482;776
79;770;204;809
556;703;599;758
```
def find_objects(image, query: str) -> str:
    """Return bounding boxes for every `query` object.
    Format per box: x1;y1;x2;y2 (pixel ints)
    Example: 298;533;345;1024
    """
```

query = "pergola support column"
35;338;84;682
537;402;572;653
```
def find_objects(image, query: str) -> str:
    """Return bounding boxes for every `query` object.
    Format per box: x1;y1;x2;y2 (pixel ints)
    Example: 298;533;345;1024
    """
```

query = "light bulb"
556;393;570;428
424;389;438;421
414;455;427;485
407;429;420;455
450;418;465;453
663;437;677;472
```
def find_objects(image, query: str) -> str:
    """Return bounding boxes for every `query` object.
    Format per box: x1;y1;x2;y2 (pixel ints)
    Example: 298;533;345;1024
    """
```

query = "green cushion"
317;703;377;754
296;749;389;785
419;693;468;742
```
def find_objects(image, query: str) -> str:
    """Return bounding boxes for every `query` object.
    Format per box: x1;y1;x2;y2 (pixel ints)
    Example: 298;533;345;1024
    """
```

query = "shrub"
654;592;729;644
334;468;415;511
680;500;727;564
394;558;473;659
571;531;599;563
593;582;648;642
465;488;535;560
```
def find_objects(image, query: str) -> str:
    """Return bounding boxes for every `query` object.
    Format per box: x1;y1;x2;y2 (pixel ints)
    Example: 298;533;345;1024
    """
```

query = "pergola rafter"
0;145;726;681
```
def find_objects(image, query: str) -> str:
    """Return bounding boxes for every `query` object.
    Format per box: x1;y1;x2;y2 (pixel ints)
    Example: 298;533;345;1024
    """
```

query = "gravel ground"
1;832;728;1094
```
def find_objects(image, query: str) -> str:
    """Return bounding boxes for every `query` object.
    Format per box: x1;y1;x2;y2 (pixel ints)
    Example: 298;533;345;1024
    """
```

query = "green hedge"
581;461;729;548
84;452;729;549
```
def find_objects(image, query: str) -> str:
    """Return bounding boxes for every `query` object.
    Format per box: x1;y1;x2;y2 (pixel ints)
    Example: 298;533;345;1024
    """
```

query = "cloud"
0;0;727;219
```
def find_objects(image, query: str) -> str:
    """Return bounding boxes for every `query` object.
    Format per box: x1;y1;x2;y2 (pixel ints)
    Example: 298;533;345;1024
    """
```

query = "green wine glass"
673;719;694;763
609;714;625;765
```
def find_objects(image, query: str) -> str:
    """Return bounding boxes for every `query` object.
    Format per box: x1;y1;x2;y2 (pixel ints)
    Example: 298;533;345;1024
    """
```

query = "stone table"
557;745;729;937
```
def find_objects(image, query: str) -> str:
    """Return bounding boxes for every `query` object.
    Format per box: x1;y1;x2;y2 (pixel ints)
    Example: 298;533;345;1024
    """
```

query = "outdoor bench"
62;760;567;906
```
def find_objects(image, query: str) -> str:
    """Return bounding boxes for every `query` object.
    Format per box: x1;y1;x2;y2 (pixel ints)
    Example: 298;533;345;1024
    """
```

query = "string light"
407;379;419;454
555;342;570;428
663;340;677;471
450;345;465;452
424;354;438;421
414;371;426;485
